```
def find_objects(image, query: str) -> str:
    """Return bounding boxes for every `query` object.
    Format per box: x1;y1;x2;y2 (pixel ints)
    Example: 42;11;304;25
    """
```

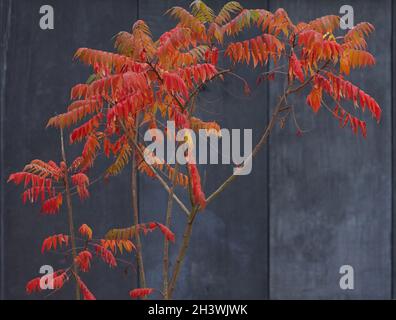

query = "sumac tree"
8;1;381;299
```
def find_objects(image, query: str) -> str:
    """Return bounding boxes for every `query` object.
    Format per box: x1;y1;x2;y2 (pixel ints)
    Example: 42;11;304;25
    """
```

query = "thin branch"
119;120;191;217
44;268;72;299
147;61;187;112
206;94;286;205
167;91;291;299
162;163;179;299
67;174;103;197
60;128;81;300
185;68;231;108
168;206;198;299
130;114;147;293
286;61;329;96
206;62;329;205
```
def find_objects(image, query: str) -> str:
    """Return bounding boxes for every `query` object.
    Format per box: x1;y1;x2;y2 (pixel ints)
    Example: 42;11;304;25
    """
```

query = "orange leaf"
79;224;93;240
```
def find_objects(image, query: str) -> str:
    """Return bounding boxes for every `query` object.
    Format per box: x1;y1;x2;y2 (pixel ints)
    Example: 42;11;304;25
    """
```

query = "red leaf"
326;72;381;122
41;234;69;254
75;275;96;300
163;72;189;99
188;164;206;209
70;113;103;144
71;173;90;200
26;277;41;294
75;250;92;272
79;223;93;240
289;52;304;83
53;271;68;290
41;193;63;214
26;270;68;294
129;288;154;299
306;87;322;113
93;244;117;268
156;223;175;242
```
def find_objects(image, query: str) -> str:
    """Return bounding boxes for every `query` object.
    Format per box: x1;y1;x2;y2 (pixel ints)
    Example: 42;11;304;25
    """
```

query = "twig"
119;120;191;217
206;62;329;205
44;268;72;299
162;163;179;299
168;206;198;299
206;94;286;205
130;114;147;295
166;86;287;300
60;128;81;300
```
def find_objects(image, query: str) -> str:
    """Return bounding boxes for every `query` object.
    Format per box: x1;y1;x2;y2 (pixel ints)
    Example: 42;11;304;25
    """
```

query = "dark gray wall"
0;0;394;299
269;0;392;299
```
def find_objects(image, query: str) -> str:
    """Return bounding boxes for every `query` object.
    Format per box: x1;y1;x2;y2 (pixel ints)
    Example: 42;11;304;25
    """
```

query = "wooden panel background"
0;0;394;299
268;0;392;299
139;0;270;299
0;0;141;300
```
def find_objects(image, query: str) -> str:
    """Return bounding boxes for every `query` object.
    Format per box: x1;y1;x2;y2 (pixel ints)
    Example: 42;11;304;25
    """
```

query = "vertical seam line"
391;0;394;300
0;0;12;301
266;0;271;301
136;0;141;289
